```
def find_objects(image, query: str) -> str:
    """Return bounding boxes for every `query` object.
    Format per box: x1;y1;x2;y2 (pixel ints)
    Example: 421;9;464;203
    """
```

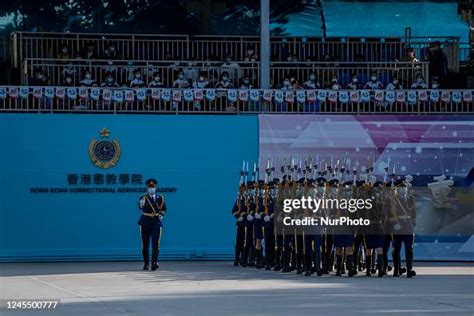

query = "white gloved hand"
254;213;261;219
139;198;146;208
247;215;254;221
237;216;244;222
264;215;271;222
159;214;163;220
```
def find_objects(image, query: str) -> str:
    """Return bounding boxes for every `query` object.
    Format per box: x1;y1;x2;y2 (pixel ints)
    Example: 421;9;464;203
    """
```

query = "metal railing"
21;59;429;90
0;87;471;114
10;32;462;69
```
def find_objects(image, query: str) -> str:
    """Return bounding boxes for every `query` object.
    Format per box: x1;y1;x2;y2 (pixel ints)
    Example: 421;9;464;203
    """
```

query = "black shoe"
143;264;149;271
305;270;311;276
407;270;416;278
366;269;371;277
378;270;385;277
151;262;159;271
282;267;291;273
393;270;400;277
387;265;393;272
273;265;281;271
400;267;407;275
336;269;342;276
370;268;377;274
233;261;239;267
348;269;356;277
296;268;303;275
317;269;323;276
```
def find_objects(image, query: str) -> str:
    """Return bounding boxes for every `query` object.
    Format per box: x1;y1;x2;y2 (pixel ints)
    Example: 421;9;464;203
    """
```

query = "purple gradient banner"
259;114;474;261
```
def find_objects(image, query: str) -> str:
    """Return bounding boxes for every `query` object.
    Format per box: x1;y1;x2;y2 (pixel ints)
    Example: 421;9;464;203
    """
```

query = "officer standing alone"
138;179;167;271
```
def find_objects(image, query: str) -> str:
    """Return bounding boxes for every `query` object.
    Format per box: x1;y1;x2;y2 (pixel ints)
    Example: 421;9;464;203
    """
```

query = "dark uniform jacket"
138;194;167;227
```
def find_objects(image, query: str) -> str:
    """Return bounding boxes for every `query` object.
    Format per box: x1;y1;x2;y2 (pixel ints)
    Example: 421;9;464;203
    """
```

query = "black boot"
256;249;263;269
151;250;160;271
407;270;416;278
365;256;372;276
377;254;385;277
273;247;282;271
336;255;343;276
393;257;400;277
142;249;149;271
282;249;292;273
304;254;312;276
234;245;241;266
347;255;356;277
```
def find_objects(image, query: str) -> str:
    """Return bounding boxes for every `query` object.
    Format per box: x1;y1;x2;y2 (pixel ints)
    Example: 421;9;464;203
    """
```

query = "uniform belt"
398;215;411;220
142;212;159;218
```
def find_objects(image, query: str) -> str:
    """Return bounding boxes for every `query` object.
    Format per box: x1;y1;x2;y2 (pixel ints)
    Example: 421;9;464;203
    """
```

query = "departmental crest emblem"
89;128;121;169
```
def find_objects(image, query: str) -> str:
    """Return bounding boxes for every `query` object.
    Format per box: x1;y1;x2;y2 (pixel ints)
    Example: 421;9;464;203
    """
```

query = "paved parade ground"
1;261;473;315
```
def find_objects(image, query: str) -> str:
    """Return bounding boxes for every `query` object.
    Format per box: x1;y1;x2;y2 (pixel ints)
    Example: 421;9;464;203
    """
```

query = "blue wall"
0;114;259;261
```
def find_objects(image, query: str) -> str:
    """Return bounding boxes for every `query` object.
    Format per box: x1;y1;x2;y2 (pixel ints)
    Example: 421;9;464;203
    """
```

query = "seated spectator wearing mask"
221;55;241;82
327;76;342;90
192;73;209;89
148;72;165;88
244;47;258;62
58;44;71;62
386;76;403;90
184;60;199;82
80;71;97;87
103;42;120;60
30;69;48;86
101;73;120;88
173;71;190;88
364;72;384;90
215;72;234;89
281;77;292;90
63;75;74;87
240;76;253;89
303;72;321;89
431;77;440;89
346;74;362;90
130;70;145;88
410;74;428;89
82;42;97;59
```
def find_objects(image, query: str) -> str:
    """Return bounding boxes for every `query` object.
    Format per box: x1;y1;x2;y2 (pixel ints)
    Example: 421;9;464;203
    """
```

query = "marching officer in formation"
138;178;167;271
232;157;417;278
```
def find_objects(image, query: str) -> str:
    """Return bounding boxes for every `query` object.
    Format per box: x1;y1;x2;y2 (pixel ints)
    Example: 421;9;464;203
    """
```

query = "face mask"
310;75;316;80
109;46;115;52
135;74;141;79
371;76;377;81
37;74;43;79
393;80;398;85
62;48;68;53
225;58;231;63
284;80;290;86
352;78;358;83
223;76;229;81
332;79;338;83
432;83;439;89
66;78;72;83
287;57;293;62
107;78;113;83
154;77;160;82
247;50;254;55
332;85;339;90
86;74;91;79
147;187;156;195
417;78;423;83
244;80;250;85
178;74;184;79
188;62;193;67
108;61;113;65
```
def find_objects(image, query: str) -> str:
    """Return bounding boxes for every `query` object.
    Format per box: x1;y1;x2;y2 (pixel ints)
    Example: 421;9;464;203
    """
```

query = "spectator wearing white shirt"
386;76;403;90
173;71;190;88
130;70;145;88
410;74;428;89
303;72;321;89
79;71;97;87
364;72;384;90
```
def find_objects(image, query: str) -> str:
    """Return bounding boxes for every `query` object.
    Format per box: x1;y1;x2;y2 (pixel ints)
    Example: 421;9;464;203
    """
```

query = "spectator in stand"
221;55;241;83
192;73;210;89
431;76;440;89
292;80;303;90
173;71;190;88
281;77;292;90
58;44;71;62
124;61;138;83
101;73;120;88
364;72;384;90
79;71;97;87
102;61;118;77
102;42;121;60
183;59;199;82
29;69;48;86
327;75;342;90
426;41;448;85
130;70;145;88
63;75;74;87
82;42;98;59
346;74;362;89
285;53;295;63
244;46;258;62
303;72;320;89
386;76;403;90
215;71;234;88
410;73;428;89
404;48;419;65
61;63;78;81
148;72;165;88
240;75;254;89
